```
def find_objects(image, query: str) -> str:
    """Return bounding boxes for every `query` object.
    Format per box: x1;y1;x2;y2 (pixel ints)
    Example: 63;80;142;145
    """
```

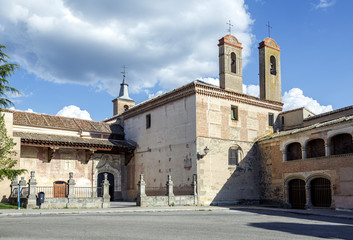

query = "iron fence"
74;187;102;198
36;186;54;198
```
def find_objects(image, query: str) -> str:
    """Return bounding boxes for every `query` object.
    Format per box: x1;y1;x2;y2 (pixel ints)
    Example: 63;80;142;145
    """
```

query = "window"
270;55;276;75
268;113;274;127
228;145;242;166
286;142;302;161
124;105;129;112
231;52;236;73
231;106;238;120
146;114;151;129
281;116;285;125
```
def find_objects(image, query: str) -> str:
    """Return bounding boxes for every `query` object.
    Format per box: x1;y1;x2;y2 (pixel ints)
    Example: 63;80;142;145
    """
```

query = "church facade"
2;33;352;209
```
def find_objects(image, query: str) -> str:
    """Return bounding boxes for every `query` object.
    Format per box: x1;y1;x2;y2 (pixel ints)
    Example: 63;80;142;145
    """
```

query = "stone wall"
124;95;197;201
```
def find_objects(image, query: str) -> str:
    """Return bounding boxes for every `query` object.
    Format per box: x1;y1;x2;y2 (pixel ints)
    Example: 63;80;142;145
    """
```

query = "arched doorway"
97;172;114;201
288;179;306;209
53;181;67;198
311;178;331;207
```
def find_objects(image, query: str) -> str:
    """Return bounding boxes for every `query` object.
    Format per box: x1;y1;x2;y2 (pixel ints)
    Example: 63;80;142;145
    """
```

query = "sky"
0;0;352;121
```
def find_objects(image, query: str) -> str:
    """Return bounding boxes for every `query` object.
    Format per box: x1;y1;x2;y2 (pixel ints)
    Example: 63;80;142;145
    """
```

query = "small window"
270;55;276;75
146;114;151;129
268;113;274;127
228;145;242;166
124;105;129;112
281;116;284;125
231;106;238;120
231;52;236;73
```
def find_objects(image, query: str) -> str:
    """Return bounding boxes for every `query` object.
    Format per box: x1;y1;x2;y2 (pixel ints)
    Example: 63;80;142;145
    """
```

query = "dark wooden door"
53;181;67;198
311;178;331;207
289;179;306;209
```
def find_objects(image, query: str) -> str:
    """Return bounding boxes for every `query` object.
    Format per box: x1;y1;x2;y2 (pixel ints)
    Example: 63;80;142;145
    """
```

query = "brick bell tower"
259;37;282;102
218;34;243;93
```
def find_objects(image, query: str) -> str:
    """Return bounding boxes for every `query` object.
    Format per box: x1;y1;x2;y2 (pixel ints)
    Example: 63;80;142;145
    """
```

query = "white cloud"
198;77;219;86
144;89;165;99
243;84;259;97
56;105;92;120
9;107;35;113
282;88;332;114
0;0;254;96
314;0;336;9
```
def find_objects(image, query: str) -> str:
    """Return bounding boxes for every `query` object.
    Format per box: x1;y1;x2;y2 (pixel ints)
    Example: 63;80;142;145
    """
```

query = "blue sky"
0;0;351;121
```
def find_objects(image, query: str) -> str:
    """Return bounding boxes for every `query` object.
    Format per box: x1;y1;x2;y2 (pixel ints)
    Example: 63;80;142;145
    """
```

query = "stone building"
2;33;352;209
105;34;283;205
258;106;353;209
0;108;135;202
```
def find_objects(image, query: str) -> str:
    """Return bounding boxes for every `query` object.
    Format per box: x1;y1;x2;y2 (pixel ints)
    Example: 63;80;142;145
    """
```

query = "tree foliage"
0;44;20;108
0;112;26;181
0;44;26;181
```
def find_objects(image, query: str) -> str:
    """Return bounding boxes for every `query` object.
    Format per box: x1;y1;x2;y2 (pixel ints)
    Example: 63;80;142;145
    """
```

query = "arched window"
124;105;129;112
231;52;236;73
228;145;242;166
306;139;325;158
270;55;276;75
286;142;302;161
330;133;353;155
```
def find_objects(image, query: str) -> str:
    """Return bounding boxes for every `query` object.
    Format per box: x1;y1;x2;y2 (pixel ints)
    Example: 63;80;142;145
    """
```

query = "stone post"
166;175;174;206
191;174;198;205
67;172;76;198
325;143;330;156
102;173;110;208
19;177;26;197
137;174;146;206
10;176;19;198
305;183;312;209
27;171;37;209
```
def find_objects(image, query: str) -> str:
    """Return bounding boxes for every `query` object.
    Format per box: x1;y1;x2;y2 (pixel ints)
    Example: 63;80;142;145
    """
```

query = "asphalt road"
1;209;353;240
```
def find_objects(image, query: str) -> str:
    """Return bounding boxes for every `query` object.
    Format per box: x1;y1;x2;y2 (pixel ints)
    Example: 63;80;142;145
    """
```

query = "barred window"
228;145;242;166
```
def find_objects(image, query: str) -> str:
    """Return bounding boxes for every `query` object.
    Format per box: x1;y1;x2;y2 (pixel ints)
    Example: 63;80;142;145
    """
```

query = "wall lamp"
197;146;209;160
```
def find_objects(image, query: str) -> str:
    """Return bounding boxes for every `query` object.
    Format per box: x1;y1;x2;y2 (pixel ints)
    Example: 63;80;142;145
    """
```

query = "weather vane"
266;21;272;38
227;20;233;35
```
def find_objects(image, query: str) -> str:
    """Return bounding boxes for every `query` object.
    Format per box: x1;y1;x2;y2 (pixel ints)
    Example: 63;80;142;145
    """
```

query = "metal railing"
74;187;102;198
145;187;166;196
36;186;54;198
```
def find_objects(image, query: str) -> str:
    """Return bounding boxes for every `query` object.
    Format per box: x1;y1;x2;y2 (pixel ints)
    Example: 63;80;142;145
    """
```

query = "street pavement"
1;207;353;239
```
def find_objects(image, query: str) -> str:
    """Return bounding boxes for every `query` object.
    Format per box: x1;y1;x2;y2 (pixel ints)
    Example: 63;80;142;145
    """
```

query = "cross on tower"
266;21;272;38
227;20;234;35
121;65;128;83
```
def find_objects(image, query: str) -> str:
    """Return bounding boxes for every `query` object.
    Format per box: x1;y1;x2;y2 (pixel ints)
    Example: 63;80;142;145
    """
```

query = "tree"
0;44;26;180
0;44;20;108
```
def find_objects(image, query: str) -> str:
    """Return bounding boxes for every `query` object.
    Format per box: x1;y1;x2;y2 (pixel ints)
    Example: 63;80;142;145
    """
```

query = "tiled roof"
1;108;123;135
14;132;135;151
258;115;353;142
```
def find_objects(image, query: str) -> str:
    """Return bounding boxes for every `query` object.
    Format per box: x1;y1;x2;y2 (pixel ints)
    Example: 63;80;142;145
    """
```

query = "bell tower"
218;35;243;93
112;72;135;116
259;37;281;102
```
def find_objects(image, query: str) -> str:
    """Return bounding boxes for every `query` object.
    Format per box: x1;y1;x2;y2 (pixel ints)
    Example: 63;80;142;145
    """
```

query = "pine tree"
0;44;26;180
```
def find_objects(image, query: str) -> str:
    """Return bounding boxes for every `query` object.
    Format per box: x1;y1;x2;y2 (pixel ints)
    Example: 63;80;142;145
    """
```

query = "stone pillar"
302;148;306;159
166;175;174;206
27;171;37;209
67;172;76;198
305;182;312;209
137;174;146;206
325;143;330;156
19;177;26;198
102;173;110;208
283;183;291;208
10;176;19;198
191;174;198;205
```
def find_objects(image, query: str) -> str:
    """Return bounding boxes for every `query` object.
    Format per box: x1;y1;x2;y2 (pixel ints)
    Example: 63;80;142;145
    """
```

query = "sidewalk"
1;202;353;220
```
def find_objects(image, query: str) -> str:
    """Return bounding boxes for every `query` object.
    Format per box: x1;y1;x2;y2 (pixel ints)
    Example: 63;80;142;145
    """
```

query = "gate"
97;172;114;201
311;178;331;207
289;179;306;209
53;181;67;198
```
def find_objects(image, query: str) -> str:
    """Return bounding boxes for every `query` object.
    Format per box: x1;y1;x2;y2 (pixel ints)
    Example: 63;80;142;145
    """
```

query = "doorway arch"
311;178;331;207
97;172;114;201
288;179;306;209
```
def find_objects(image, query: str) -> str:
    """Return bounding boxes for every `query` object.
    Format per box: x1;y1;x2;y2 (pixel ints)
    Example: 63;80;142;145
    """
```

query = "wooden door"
53;181;67;198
